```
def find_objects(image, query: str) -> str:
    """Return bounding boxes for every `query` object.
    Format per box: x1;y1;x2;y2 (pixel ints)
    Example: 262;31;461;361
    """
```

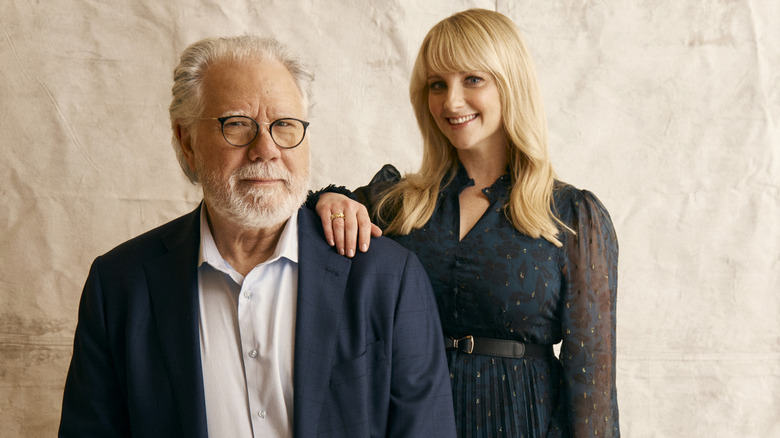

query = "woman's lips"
447;114;478;125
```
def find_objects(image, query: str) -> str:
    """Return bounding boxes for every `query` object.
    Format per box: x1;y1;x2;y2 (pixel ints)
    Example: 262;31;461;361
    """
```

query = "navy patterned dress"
346;163;620;437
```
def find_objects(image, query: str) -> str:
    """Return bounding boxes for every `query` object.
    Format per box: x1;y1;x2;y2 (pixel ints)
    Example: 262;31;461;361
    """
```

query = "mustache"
231;163;292;187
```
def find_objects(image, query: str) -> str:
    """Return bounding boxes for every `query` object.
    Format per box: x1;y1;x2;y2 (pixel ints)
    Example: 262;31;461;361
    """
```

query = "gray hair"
169;35;314;183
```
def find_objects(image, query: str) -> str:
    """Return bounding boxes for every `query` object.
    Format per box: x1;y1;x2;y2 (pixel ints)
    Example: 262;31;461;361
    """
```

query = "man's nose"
247;129;281;161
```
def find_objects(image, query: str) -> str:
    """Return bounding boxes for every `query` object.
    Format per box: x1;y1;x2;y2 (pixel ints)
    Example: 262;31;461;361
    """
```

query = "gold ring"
330;212;345;220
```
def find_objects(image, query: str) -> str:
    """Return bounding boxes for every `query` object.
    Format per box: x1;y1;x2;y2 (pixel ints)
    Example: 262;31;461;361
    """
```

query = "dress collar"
447;161;511;204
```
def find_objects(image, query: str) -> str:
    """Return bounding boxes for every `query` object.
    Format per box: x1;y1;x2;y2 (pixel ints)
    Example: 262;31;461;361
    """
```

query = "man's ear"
175;122;197;173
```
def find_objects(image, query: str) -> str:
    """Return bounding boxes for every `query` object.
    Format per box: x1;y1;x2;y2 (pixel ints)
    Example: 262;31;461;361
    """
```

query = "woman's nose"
443;85;465;111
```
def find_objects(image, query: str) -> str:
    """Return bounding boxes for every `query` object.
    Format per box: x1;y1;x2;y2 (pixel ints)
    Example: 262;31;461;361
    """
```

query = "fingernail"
360;244;368;252
328;239;334;246
348;249;355;258
338;248;344;256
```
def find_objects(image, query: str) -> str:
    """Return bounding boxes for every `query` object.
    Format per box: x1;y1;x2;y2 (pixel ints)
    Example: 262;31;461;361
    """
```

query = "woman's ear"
175;122;197;173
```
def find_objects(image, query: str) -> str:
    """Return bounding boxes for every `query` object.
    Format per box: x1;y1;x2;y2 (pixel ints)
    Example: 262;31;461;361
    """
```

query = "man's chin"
219;190;306;230
200;170;307;231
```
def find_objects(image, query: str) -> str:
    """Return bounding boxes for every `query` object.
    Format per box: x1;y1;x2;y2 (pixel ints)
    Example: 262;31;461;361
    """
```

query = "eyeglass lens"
221;116;306;148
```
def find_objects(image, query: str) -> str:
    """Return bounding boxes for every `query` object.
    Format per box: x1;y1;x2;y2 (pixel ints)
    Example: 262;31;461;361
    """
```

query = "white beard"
198;159;309;230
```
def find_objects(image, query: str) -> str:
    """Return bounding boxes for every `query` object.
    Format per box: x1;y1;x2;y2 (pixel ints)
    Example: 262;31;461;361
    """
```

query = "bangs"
421;21;494;76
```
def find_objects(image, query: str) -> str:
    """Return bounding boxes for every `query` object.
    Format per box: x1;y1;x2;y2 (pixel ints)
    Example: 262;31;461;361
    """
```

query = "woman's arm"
559;189;620;437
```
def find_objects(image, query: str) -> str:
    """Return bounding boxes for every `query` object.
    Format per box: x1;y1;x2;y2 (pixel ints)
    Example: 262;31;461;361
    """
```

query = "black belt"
445;335;553;359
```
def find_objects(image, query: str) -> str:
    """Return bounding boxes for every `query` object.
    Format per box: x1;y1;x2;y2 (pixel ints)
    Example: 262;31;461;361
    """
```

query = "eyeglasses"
203;116;310;149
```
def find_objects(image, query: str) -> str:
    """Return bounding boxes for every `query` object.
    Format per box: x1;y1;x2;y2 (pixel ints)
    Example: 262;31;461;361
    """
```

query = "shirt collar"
198;205;299;280
447;161;512;204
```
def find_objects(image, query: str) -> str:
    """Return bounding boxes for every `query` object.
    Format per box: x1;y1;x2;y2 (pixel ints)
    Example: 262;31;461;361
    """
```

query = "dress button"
248;349;258;358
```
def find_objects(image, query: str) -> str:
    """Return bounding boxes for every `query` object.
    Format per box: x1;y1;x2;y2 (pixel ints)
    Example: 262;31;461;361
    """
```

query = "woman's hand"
315;192;382;257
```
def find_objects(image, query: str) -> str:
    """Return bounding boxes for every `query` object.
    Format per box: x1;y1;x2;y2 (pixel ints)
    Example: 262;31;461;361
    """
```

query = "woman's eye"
465;76;483;85
428;81;446;91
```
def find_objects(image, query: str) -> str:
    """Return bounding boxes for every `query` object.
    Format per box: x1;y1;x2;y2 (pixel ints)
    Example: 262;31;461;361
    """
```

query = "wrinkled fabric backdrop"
1;0;778;436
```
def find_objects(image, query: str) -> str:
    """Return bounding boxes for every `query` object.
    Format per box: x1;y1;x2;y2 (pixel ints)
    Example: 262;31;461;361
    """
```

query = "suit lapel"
293;208;351;437
145;206;209;438
138;206;349;436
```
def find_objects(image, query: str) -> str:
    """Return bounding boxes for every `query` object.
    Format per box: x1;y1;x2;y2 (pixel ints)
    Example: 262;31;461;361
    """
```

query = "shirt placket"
237;276;266;434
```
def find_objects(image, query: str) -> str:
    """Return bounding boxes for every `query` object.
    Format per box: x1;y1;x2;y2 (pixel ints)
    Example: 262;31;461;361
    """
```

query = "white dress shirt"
197;207;298;438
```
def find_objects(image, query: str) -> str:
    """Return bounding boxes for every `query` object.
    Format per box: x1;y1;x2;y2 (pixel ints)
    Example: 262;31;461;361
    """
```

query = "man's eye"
225;119;251;128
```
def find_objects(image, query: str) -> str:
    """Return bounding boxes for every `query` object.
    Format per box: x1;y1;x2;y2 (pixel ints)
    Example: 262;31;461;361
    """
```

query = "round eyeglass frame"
203;116;310;149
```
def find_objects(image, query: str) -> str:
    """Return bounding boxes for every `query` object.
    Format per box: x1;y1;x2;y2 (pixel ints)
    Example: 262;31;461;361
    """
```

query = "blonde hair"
376;8;567;246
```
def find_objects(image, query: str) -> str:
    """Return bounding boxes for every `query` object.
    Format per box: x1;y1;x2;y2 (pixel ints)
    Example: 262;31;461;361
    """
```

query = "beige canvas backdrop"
1;0;778;436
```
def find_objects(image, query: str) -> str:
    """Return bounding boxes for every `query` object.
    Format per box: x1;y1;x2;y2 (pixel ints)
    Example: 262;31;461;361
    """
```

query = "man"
59;35;456;437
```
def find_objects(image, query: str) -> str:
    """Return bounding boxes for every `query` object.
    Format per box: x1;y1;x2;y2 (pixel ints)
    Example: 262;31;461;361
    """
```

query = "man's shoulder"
96;206;200;265
345;234;423;281
297;207;412;257
296;207;420;280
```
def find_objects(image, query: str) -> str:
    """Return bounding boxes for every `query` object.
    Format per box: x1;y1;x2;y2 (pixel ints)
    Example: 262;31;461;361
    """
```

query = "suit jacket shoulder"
94;206;200;272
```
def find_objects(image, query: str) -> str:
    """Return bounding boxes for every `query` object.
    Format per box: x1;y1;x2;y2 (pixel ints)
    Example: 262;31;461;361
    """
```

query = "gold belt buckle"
453;335;474;354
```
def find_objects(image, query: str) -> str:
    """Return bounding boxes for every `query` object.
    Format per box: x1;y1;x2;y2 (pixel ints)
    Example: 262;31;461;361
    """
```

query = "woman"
311;9;619;437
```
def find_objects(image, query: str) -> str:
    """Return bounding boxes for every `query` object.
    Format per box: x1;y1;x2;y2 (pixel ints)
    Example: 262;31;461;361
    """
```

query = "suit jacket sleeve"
60;258;132;437
386;250;456;437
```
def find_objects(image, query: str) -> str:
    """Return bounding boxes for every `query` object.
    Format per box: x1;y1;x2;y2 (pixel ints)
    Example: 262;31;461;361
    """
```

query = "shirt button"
243;290;251;299
248;349;258;358
258;410;266;419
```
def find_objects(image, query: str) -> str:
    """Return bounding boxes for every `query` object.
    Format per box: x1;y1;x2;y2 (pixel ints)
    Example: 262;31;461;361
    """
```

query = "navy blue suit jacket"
60;206;456;437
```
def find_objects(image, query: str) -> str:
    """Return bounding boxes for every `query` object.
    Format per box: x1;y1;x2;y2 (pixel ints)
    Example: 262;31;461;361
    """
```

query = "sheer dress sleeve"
558;189;620;437
353;164;402;223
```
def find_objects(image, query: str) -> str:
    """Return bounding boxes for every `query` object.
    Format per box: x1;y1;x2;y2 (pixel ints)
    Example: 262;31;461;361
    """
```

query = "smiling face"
426;70;505;157
178;57;310;229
